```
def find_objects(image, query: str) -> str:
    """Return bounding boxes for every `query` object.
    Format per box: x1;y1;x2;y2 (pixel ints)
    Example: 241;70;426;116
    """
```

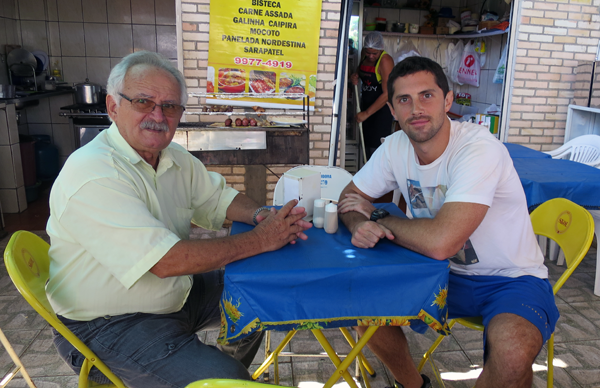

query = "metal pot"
74;79;102;104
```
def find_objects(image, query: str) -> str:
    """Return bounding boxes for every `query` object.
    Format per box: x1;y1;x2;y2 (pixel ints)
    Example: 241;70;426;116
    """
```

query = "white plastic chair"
544;134;600;167
544;135;600;296
273;165;354;205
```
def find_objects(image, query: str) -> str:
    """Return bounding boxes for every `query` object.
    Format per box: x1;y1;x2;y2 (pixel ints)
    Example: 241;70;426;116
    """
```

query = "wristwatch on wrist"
370;208;390;222
253;206;270;225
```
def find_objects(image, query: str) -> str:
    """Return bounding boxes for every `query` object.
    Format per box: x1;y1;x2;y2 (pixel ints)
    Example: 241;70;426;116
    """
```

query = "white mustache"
140;120;169;132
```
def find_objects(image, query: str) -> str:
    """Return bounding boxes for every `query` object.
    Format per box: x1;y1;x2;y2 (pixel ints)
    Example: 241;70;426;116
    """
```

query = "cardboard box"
436;27;449;35
437;17;455;27
478;21;500;30
420;26;434;35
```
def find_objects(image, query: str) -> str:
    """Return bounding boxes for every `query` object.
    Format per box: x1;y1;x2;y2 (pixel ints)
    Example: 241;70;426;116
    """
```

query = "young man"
338;56;558;388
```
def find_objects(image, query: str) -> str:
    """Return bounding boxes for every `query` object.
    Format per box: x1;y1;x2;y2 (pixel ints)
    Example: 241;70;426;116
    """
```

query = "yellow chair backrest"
186;379;294;388
3;230;127;388
530;197;595;294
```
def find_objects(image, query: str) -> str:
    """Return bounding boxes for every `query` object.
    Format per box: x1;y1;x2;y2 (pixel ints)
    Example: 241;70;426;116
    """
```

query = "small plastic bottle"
313;199;326;228
324;203;338;234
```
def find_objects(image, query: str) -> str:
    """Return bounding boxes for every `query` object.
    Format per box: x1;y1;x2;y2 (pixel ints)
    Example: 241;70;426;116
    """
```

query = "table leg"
251;330;297;381
313;326;379;388
339;327;376;376
590;210;600;296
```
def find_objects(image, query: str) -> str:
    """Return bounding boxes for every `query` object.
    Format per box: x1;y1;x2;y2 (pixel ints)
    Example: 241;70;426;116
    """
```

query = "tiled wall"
510;0;600;150
1;0;177;167
11;0;177;87
0;103;27;213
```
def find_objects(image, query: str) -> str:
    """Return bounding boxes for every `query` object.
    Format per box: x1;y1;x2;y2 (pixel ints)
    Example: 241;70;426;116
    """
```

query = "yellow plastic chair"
186;379;294;388
417;198;595;388
3;231;127;388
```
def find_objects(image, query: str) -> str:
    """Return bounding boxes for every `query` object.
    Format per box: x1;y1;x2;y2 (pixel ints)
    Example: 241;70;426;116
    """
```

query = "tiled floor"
1;198;600;387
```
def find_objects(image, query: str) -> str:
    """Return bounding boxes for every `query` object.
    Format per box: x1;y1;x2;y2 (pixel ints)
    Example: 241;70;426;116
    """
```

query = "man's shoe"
393;374;431;388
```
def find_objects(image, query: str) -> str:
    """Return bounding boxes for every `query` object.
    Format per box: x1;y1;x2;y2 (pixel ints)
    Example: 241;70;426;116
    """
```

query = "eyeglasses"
118;93;185;117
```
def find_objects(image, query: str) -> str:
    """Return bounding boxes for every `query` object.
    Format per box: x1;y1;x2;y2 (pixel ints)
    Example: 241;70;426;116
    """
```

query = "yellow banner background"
208;0;323;108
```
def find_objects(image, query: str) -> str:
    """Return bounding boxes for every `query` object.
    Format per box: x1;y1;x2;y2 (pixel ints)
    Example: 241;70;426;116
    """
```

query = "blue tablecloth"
512;157;600;210
504;143;552;159
218;203;450;345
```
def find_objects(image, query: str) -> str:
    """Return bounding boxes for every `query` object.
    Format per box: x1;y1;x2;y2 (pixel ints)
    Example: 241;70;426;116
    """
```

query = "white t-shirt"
354;119;548;279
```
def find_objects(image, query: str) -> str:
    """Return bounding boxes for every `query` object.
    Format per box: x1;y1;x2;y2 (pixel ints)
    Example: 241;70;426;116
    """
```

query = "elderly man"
46;51;311;387
338;57;559;388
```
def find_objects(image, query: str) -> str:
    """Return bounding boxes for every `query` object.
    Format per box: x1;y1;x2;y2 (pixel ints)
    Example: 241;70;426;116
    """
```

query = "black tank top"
358;55;394;148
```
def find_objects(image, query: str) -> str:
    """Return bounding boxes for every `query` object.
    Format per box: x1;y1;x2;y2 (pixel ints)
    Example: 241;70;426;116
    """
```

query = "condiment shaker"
324;203;338;234
313;199;326;228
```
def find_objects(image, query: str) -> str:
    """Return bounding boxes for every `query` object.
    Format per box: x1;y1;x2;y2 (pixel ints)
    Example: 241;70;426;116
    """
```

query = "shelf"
364;29;507;39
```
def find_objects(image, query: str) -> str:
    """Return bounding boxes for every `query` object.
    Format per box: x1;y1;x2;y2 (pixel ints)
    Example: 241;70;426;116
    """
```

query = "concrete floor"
1;227;599;388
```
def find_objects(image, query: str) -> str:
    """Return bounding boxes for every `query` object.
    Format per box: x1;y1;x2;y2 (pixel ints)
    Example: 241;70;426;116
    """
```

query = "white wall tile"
59;22;85;56
28;123;53;137
84;23;109;57
24;98;51;124
155;0;175;26
18;0;46;20
0;145;17;188
11;142;24;187
62;56;87;83
156;25;176;59
4;18;17;44
49;93;75;123
52;123;74;157
46;0;59;21
20;20;48;52
0;18;6;47
6;104;18;145
107;0;131;24
110;57;122;69
4;0;16;19
16;185;27;211
57;0;83;22
0;188;20;213
48;21;61;56
108;23;133;57
82;0;107;23
131;0;154;24
133;24;156;52
0;109;8;145
86;57;110;87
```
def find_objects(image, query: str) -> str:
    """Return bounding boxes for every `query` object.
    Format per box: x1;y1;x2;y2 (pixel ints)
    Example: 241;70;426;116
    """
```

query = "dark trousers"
53;270;264;388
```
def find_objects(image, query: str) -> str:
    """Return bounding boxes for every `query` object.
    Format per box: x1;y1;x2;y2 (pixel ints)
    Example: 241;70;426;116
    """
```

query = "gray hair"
363;31;385;51
107;51;188;106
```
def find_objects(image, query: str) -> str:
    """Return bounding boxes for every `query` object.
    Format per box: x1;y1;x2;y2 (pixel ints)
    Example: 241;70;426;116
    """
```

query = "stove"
60;103;110;148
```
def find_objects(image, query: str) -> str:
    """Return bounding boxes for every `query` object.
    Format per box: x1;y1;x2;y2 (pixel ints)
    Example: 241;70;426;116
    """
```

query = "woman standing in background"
350;31;395;159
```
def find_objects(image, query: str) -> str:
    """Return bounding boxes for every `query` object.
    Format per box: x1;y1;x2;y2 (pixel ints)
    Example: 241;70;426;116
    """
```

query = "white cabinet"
565;105;600;144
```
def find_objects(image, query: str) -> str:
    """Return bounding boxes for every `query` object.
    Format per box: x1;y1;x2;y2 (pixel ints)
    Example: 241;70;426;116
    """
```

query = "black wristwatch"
370;209;390;222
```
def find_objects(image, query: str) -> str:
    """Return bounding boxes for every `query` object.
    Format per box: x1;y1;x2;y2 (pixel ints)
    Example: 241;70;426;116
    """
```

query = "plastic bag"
393;39;421;64
445;40;464;85
457;41;481;87
493;44;508;84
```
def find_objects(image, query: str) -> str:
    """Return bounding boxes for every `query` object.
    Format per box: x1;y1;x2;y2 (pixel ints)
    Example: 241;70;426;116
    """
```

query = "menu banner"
207;0;322;109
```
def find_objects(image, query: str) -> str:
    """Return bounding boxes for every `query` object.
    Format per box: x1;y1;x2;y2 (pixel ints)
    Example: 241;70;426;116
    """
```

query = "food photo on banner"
207;0;322;109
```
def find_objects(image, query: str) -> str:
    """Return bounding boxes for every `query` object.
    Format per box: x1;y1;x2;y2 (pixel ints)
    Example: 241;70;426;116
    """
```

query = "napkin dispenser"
282;168;321;218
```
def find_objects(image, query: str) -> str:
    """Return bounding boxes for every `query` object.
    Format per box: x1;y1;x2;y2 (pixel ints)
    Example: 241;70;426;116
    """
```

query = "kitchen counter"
0;88;74;109
176;121;308;165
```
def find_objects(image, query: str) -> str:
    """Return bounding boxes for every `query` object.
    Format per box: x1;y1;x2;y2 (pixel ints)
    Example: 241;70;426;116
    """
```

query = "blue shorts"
447;273;559;358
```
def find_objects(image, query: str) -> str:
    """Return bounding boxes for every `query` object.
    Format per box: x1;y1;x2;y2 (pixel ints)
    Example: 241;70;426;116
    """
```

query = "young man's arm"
338;181;488;260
